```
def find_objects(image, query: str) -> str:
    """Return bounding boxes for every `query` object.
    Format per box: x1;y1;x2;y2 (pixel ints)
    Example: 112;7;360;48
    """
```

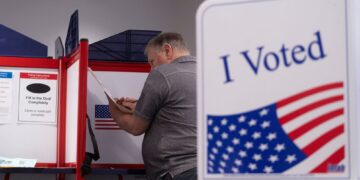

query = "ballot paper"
0;156;37;168
88;67;133;114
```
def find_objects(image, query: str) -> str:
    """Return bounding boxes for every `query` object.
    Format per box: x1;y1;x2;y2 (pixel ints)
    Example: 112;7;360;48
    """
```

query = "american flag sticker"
94;105;120;130
207;82;347;175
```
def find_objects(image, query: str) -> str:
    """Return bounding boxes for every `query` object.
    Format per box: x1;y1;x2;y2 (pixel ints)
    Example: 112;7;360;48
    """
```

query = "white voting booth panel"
197;0;354;179
87;70;148;165
0;66;58;163
65;60;81;164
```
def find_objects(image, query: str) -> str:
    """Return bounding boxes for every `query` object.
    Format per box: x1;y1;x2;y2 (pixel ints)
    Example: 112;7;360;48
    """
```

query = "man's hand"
108;97;125;130
108;97;149;136
116;97;137;112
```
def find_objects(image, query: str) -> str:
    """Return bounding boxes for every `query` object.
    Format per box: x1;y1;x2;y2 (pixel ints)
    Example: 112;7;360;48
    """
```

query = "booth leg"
3;173;10;180
118;175;123;180
56;173;65;180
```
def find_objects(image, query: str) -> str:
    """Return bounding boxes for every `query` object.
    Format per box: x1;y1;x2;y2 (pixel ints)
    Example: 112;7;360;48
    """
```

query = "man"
108;32;197;180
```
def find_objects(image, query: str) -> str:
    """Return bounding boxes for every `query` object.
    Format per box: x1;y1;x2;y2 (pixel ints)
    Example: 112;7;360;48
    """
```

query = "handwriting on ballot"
220;31;326;83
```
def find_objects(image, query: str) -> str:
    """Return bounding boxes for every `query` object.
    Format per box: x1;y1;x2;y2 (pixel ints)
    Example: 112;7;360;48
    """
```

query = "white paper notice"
0;156;37;168
18;72;58;124
0;71;13;123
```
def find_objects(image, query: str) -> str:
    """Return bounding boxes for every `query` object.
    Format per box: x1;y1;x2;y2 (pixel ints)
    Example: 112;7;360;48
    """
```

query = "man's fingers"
125;97;138;103
116;97;125;104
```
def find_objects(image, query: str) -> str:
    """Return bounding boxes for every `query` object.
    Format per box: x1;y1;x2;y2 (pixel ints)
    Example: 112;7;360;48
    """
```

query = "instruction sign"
18;72;58;123
0;71;13;123
197;0;349;179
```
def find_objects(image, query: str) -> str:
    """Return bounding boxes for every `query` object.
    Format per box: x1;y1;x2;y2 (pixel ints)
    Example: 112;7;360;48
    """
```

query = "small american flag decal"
95;105;120;130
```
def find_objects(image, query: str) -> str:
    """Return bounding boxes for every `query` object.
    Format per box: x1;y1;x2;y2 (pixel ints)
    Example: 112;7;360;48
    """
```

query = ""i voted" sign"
196;0;351;179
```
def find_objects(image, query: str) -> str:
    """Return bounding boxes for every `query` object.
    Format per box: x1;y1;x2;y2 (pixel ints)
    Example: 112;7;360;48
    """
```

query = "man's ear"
163;43;173;60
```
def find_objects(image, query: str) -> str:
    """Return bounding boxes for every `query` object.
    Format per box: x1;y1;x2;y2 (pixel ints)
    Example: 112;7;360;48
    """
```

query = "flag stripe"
94;105;120;130
277;88;343;118
302;124;344;156
282;102;342;133
284;134;344;174
310;146;345;173
294;117;343;148
288;108;344;140
279;95;343;125
277;82;343;108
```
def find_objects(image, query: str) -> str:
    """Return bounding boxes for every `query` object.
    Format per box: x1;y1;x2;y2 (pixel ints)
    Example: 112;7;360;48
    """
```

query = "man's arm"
108;98;150;136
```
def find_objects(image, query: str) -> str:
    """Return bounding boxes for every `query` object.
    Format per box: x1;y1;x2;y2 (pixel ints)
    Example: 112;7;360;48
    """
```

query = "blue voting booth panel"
65;10;79;56
89;30;161;62
0;24;47;57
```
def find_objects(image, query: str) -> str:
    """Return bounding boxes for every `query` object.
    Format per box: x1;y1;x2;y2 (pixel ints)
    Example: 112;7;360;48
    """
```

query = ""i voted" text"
220;31;326;83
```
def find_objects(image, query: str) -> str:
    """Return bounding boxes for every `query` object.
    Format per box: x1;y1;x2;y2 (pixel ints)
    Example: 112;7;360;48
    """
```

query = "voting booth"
87;61;149;170
197;0;356;179
1;8;159;179
0;9;93;180
0;58;60;164
0;37;149;180
0;39;89;180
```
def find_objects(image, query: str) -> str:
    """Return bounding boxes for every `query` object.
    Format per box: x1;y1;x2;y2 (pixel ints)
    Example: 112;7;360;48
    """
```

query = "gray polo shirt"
134;55;197;180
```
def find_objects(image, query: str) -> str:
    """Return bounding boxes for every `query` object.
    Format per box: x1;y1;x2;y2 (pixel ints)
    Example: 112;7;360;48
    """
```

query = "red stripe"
302;124;344;156
310;146;345;173
288;108;344;140
279;95;343;125
277;82;343;108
